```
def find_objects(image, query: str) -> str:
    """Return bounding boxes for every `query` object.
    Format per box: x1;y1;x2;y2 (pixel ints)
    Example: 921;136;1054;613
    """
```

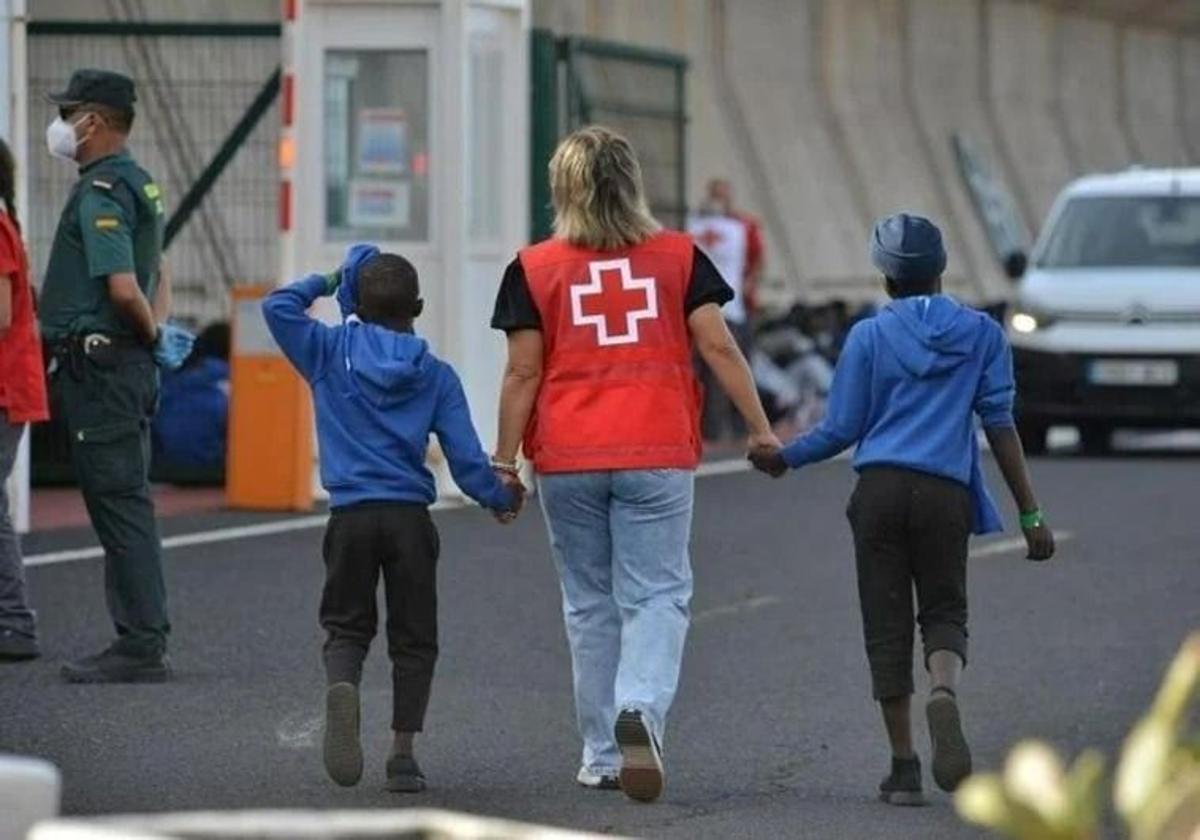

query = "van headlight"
1010;312;1039;333
1009;309;1056;334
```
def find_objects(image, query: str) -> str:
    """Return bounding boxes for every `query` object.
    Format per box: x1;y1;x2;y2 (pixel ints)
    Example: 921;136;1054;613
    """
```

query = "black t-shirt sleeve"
684;246;735;315
490;258;543;332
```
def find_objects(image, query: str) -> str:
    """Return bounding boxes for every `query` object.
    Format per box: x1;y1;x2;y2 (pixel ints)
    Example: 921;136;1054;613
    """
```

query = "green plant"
956;633;1200;840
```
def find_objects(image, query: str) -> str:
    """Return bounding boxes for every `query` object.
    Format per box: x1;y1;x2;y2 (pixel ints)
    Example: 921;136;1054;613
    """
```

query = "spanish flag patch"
94;216;120;230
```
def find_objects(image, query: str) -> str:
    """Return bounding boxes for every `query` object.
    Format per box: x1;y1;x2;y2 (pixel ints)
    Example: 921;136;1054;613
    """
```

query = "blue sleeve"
261;274;337;382
432;366;516;512
781;324;873;468
974;322;1016;428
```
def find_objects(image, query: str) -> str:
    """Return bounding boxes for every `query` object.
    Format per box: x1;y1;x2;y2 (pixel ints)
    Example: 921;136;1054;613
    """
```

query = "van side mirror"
1003;251;1028;281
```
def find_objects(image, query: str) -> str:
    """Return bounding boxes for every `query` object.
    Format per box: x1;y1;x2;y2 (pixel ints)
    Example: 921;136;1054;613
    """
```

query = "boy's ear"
412;298;425;319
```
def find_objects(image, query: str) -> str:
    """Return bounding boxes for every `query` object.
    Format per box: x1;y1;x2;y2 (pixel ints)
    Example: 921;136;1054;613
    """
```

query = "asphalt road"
3;452;1198;839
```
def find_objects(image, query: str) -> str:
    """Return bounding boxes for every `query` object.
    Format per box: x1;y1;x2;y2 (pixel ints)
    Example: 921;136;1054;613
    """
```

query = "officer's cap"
47;69;137;113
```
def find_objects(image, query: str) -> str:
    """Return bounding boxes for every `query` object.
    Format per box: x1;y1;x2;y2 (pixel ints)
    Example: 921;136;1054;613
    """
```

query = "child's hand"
748;445;788;478
747;430;788;478
1023;520;1056;562
493;469;526;525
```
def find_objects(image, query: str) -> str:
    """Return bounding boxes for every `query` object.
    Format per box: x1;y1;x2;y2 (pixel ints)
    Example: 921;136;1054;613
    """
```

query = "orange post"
226;285;314;511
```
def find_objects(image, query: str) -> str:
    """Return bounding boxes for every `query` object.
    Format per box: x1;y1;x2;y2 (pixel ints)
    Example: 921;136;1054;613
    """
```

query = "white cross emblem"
569;258;659;347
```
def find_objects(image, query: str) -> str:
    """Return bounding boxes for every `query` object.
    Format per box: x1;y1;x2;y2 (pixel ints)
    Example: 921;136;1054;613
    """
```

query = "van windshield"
1037;195;1200;268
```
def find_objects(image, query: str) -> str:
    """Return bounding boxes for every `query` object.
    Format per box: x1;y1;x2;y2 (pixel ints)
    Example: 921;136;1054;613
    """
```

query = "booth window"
467;32;504;241
324;50;430;242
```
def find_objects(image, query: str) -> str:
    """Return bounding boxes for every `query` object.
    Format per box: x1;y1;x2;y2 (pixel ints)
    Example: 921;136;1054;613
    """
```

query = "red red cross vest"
518;230;702;474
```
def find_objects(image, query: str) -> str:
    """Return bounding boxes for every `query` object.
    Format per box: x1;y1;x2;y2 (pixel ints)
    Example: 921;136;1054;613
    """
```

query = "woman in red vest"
0;137;49;662
491;126;778;802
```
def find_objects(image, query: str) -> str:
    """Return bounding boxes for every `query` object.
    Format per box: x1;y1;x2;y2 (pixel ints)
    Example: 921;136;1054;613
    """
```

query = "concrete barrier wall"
533;0;1200;303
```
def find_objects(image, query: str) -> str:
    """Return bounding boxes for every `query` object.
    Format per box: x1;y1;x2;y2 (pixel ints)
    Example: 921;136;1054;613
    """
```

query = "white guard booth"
281;0;529;498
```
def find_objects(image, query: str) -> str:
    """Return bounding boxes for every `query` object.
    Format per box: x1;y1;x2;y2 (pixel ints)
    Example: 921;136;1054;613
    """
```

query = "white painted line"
693;594;782;624
24;460;768;569
971;530;1073;559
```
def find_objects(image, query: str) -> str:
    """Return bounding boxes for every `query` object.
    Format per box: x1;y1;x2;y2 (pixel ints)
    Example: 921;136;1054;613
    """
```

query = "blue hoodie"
781;295;1015;534
262;274;516;512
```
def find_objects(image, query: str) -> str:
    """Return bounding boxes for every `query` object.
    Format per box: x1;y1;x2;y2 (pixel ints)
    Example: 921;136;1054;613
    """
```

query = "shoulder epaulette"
91;179;114;190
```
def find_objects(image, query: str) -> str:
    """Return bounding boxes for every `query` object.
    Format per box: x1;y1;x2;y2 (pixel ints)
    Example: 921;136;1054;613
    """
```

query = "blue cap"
869;213;946;285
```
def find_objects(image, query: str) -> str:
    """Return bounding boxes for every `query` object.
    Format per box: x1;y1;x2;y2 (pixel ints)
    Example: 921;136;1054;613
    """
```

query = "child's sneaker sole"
323;682;363;787
927;693;972;792
615;709;664;803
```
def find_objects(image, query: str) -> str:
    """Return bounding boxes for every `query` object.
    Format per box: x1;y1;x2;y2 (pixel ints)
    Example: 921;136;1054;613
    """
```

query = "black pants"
52;352;168;656
321;502;440;732
847;467;971;700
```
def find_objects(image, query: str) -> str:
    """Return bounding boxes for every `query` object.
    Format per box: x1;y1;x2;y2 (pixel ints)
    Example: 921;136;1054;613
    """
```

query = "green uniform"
38;149;170;656
40;151;164;340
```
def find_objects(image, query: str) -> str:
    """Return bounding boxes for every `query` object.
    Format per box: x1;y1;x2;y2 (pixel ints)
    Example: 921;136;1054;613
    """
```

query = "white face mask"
46;115;86;161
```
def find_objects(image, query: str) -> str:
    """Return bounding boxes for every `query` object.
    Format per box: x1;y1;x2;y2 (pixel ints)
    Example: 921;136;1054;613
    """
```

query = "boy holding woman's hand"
263;245;523;793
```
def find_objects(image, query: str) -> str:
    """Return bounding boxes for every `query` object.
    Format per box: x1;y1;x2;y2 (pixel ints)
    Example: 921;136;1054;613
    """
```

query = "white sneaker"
576;766;620;790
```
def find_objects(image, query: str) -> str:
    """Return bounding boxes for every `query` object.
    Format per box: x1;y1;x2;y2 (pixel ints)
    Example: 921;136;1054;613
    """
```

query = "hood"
343;321;434;408
876;295;984;378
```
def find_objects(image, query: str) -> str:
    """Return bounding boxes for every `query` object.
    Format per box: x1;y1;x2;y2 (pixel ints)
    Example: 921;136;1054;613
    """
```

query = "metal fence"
530;31;688;240
26;21;281;327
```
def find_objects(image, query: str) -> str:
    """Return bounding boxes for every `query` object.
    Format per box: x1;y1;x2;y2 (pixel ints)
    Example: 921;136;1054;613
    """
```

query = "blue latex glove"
153;323;196;371
335;243;381;318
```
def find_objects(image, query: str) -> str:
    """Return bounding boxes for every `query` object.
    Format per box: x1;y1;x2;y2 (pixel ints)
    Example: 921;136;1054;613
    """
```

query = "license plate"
1088;359;1179;387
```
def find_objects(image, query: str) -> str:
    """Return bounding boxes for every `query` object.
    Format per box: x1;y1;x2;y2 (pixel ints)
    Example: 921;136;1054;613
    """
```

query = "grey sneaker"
615;708;664;803
323;682;364;787
61;645;169;683
0;629;40;662
879;755;926;806
927;689;972;792
385;754;426;793
576;766;620;790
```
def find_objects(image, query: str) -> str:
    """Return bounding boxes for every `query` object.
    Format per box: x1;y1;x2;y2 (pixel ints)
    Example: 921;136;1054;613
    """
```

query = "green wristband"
324;270;341;294
1019;509;1044;530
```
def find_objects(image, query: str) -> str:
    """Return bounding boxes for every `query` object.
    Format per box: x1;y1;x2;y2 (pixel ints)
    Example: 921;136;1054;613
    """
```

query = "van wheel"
1017;419;1048;455
1079;424;1112;456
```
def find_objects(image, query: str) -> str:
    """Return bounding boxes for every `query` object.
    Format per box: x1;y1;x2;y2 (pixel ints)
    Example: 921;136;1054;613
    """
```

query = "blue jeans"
539;469;694;775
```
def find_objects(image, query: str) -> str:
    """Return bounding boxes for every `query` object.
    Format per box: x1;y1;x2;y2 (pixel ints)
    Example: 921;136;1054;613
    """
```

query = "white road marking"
275;710;323;749
970;530;1073;559
24;460;771;568
692;594;782;624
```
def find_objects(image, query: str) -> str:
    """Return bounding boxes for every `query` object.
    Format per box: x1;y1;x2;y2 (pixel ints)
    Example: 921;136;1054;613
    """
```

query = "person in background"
152;322;230;483
751;213;1056;806
0;137;48;662
688;178;765;442
37;69;194;683
492;127;779;802
263;245;524;794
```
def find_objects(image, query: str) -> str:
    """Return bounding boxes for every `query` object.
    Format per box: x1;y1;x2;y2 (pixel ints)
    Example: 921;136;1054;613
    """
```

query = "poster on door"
356;108;409;176
348;179;412;229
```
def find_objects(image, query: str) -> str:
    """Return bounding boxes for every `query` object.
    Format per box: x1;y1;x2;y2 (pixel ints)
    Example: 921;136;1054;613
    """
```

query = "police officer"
38;69;194;683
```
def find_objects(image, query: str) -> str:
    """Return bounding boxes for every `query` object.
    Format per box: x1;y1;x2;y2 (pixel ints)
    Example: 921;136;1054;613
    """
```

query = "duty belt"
46;333;150;379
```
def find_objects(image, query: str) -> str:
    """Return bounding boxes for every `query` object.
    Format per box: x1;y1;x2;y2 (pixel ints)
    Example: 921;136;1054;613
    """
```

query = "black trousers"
52;353;169;656
847;467;971;700
321;502;440;732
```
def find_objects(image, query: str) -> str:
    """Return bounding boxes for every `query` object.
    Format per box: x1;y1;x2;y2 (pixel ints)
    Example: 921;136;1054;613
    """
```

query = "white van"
1008;168;1200;454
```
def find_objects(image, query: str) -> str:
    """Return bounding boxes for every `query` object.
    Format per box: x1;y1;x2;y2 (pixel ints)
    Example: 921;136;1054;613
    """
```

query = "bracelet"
1019;509;1045;530
490;456;520;475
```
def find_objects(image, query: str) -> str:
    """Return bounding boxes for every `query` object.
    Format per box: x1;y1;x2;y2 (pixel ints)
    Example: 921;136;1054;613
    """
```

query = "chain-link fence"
27;21;280;328
530;32;688;239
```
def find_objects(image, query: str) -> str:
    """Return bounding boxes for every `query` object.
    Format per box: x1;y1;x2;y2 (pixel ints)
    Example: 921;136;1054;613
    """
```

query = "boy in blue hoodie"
751;214;1055;805
263;245;523;793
